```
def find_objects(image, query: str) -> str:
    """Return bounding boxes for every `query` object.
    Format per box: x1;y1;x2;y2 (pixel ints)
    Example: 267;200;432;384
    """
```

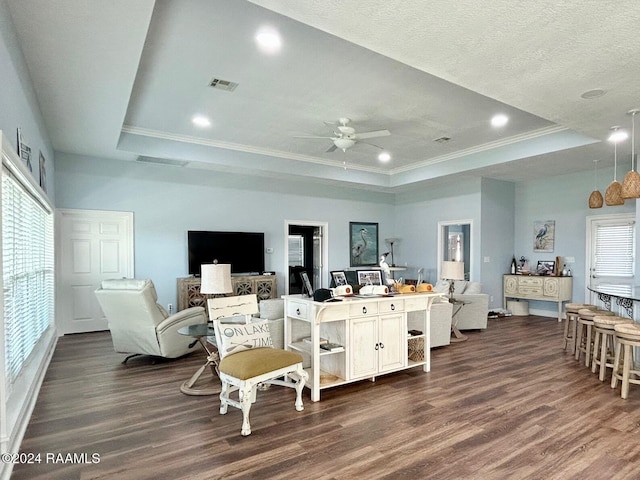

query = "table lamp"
200;261;233;296
441;260;464;301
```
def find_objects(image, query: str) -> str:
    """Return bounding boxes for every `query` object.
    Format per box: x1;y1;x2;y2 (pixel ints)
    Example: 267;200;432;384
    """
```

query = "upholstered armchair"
95;278;206;362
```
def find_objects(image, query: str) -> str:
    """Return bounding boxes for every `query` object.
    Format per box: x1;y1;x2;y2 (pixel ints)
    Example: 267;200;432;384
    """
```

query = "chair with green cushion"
208;296;307;436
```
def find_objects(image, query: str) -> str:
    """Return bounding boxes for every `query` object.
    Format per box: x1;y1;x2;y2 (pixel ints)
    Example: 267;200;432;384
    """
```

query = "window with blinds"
594;222;635;278
2;168;54;388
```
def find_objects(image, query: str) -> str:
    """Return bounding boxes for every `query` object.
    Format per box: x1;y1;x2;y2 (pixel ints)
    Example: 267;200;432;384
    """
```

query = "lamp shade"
200;263;232;294
441;260;465;281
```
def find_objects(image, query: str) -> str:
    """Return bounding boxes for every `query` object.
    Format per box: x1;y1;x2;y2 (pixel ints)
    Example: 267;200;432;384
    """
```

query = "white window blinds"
2;167;54;387
594;222;635;277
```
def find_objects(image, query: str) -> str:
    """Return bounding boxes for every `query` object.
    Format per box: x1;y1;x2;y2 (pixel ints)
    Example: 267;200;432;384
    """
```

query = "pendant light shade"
605;131;625;206
588;159;603;208
622;109;640;199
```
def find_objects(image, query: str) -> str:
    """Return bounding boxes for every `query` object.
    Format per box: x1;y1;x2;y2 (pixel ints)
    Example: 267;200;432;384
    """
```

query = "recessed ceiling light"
192;115;211;128
255;27;281;54
581;89;606;99
491;114;509;128
378;152;391;163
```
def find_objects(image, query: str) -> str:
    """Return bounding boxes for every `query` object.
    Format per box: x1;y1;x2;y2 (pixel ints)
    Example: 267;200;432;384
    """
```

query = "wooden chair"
207;295;307;436
591;315;633;381
562;303;596;354
575;308;614;367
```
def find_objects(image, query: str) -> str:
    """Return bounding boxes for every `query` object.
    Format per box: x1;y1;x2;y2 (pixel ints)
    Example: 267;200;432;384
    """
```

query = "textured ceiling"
7;0;640;192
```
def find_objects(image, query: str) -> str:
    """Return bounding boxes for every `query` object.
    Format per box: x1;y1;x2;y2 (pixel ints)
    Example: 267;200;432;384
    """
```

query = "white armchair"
434;280;489;330
95;278;206;362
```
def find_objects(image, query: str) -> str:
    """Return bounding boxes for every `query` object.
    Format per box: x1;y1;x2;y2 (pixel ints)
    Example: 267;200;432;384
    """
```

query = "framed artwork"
300;271;314;297
357;270;383;286
331;271;348;286
39;151;47;192
536;260;555;275
350;221;378;267
533;220;555;252
16;128;32;172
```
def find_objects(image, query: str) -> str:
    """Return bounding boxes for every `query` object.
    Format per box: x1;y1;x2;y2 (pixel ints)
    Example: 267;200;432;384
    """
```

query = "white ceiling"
7;0;640;192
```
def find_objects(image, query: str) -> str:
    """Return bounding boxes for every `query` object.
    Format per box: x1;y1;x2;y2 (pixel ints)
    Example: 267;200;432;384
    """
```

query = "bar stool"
575;308;614;367
591;315;633;381
563;303;597;354
611;322;640;399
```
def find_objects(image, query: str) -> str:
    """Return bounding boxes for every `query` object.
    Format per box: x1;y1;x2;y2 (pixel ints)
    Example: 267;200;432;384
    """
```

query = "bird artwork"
534;221;554;252
351;228;368;264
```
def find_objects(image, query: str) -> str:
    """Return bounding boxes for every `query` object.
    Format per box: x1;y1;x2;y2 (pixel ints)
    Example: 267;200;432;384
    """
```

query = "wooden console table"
177;275;277;312
503;274;572;322
283;292;443;402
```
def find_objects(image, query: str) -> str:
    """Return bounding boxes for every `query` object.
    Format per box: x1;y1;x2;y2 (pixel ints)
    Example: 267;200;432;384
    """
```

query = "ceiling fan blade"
355;129;391;140
326;144;338;153
293;135;335;139
358;141;384;149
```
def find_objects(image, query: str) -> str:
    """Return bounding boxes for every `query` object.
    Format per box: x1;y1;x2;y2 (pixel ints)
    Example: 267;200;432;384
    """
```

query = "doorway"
437;219;473;280
284;221;328;295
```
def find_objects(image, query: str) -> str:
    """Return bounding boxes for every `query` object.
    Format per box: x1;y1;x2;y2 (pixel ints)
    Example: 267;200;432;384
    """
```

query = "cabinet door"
504;276;518;295
543;277;559;298
350;317;378;378
378;313;406;373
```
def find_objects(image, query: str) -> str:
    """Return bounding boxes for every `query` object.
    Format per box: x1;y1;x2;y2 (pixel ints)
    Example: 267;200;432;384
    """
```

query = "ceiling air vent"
209;77;238;92
434;136;451;144
136;156;189;167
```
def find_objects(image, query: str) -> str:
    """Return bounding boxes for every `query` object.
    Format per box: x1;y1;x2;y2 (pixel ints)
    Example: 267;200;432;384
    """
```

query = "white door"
57;209;134;334
586;213;635;312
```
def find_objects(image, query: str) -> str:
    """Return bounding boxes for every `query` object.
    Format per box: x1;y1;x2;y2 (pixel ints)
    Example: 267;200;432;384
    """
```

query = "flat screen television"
188;230;265;276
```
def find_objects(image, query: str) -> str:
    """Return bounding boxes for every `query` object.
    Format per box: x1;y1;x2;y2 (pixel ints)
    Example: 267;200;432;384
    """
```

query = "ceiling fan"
294;117;390;152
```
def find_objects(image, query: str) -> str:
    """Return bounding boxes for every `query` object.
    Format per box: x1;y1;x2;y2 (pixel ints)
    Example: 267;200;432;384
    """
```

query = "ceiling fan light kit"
295;117;390;158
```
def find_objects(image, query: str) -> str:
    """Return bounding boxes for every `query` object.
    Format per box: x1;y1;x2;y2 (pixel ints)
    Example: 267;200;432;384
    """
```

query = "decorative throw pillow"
433;280;449;293
464;282;482;294
215;319;273;358
454;280;468;294
259;299;284;320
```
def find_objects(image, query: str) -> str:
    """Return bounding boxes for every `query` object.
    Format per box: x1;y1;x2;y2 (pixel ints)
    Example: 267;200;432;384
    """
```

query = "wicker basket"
408;337;424;362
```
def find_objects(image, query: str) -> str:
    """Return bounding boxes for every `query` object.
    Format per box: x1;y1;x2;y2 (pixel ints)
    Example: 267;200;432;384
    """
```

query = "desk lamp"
441;260;465;302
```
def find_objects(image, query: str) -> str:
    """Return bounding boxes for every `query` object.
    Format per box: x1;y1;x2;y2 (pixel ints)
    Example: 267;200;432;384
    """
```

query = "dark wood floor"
12;315;640;479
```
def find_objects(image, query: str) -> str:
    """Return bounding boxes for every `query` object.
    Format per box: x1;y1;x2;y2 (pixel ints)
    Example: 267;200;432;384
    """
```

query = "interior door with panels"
57;209;134;334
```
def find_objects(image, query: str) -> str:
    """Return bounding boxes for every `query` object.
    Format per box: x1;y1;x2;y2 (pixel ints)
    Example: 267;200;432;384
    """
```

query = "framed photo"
16;128;32;172
300;271;314;297
536;260;555;275
350;221;378;267
331;271;348;287
357;270;383;286
39;151;47;192
533;220;555;252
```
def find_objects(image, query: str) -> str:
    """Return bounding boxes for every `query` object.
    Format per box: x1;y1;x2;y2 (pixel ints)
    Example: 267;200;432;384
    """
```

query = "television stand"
177;274;277;312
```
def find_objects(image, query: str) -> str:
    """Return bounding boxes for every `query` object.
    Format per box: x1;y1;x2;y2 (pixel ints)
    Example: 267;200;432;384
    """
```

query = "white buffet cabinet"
503;274;572;322
283;292;443;402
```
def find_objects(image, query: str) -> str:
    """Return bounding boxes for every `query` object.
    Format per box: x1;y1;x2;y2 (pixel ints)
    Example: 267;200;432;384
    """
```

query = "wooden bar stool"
591;315;633;381
611;323;640;399
575;308;614;367
563;303;596;354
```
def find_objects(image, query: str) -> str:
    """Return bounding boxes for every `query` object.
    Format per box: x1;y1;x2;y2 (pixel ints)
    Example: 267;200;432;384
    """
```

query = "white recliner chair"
95;278;206;362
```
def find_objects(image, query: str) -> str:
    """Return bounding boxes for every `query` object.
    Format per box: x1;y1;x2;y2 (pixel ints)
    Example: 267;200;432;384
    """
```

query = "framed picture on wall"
533;220;555;252
350;221;378;267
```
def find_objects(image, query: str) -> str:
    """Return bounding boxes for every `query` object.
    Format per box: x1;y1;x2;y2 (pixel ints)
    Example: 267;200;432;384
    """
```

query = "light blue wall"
54;153;396;307
394;178;482;286
514;167;635;316
0;0;55;199
480;178;515;309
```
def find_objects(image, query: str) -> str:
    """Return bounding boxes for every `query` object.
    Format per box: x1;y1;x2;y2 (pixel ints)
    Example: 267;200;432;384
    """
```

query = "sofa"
425;297;453;347
434;280;489;330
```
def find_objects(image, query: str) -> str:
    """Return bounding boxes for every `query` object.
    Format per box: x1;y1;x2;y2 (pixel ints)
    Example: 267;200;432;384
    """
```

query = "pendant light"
605;127;625;206
588;159;603;208
622;108;640;199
